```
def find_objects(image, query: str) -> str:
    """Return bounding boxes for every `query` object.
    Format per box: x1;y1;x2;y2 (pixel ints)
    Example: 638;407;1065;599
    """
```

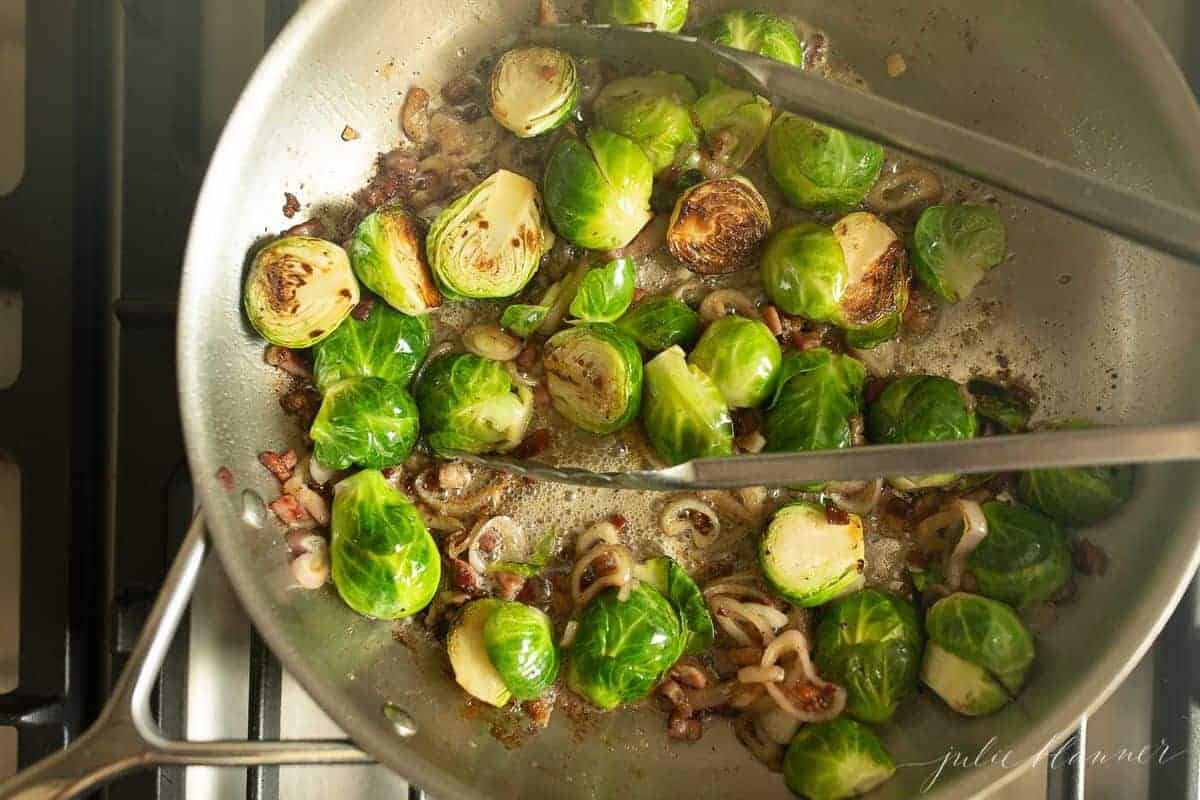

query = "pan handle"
0;514;372;800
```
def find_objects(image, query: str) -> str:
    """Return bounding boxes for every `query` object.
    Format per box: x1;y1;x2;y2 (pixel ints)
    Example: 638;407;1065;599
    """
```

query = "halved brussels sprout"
427;169;555;299
593;72;699;175
913;204;1007;303
767;113;884;211
760;502;865;607
641;345;734;464
634;556;715;655
594;0;689;32
449;599;560;706
687;316;781;408
330;469;440;619
667;176;771;275
969;502;1072;608
865;375;978;489
569;257;636;323
347;206;441;316
920;592;1034;716
1017;421;1134;526
310;377;420;470
766;348;866;457
694;80;773;172
815;589;923;724
488;46;579;138
312;303;431;392
615;296;702;352
500;303;550;338
783;718;897;800
543;128;654;251
415;352;532;454
543;323;643;435
761;214;909;348
566;582;685;709
244;236;359;348
968;378;1032;433
699;9;804;65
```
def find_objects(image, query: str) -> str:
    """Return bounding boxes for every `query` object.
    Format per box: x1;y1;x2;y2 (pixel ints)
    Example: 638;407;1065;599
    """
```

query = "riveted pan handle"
0;514;371;800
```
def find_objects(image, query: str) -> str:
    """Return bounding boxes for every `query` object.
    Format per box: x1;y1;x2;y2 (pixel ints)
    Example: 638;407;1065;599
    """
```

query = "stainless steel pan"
8;0;1200;797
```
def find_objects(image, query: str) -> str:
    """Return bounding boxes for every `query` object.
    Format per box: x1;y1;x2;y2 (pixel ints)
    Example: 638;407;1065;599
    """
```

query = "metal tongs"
452;25;1200;491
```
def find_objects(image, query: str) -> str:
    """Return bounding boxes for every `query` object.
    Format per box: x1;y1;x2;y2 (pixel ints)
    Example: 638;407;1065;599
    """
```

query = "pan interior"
178;1;1200;797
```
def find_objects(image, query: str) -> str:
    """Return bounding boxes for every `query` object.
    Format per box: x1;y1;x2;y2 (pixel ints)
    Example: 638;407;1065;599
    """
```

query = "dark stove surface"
0;1;1196;799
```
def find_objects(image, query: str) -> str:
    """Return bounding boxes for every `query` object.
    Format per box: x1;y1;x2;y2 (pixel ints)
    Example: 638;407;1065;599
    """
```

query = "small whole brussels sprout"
448;599;560;707
641;346;734;464
615;295;702;352
634;556;715;655
866;374;978;489
693;80;773;172
667;176;771;275
1017;421;1134;526
415;352;532;454
968;502;1072;608
815;589;923;724
312;303;431;393
913;204;1007;303
766;348;866;457
347;206;441;316
427;169;555;300
566;582;685;709
920;592;1035;716
543;323;643;435
310;377;420;470
687;315;781;408
488;47;579;138
593;72;699;175
761;214;909;348
330;469;440;619
499;303;550;338
594;0;689;32
543;128;654;251
767;112;884;211
243;236;360;348
760;501;865;607
783;718;897;800
700;9;804;66
569;257;636;323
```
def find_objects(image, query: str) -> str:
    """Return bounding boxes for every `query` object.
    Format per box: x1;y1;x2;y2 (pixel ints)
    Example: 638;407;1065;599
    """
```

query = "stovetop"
0;1;1197;799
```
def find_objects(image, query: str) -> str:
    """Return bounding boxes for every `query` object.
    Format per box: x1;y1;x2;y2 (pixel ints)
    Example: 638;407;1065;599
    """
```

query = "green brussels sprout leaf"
765;348;866;457
687;316;781;408
815;589;923;724
700;10;804;66
593;72;699;175
641;346;734;464
767;112;884;211
616;296;702;352
594;0;689;32
543;128;654;251
415;353;533;454
967;378;1032;433
569;257;637;323
488;47;579;138
310;377;420;470
543;323;643;434
347;206;441;315
1017;421;1134;526
312;303;431;393
566;583;686;709
968;502;1071;608
913;204;1007;303
634;556;715;655
693;80;773;172
487;529;557;577
760;502;865;607
330;470;440;619
427;169;555;300
483;601;560;701
783;718;897;800
866;375;978;489
500;303;550;338
244;236;360;348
